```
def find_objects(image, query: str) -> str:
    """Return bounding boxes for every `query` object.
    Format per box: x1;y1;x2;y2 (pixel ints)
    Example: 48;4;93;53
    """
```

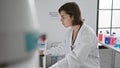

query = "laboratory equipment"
0;0;40;68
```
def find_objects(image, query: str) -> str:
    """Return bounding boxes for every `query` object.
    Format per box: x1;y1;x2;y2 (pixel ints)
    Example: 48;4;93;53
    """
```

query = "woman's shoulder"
79;23;97;41
81;23;96;35
80;23;98;43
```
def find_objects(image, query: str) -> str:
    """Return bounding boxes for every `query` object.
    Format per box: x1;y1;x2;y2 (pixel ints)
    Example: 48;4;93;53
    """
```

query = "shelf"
98;42;120;54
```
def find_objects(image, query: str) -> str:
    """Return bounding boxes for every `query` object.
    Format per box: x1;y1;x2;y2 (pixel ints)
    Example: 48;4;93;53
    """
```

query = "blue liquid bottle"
105;30;111;45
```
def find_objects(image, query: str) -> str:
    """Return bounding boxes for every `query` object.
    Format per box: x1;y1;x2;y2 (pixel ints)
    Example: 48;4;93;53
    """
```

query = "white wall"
77;0;98;32
36;0;97;43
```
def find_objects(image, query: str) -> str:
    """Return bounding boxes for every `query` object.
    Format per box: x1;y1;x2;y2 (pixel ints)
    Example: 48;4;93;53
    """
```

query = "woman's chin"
64;26;70;28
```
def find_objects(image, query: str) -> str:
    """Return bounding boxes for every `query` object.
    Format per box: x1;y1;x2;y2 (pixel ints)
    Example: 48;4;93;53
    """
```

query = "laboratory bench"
98;42;120;54
98;42;120;68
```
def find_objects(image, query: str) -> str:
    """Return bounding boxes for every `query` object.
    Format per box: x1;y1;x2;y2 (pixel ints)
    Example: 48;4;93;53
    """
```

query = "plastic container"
110;32;116;46
98;31;103;42
104;30;111;45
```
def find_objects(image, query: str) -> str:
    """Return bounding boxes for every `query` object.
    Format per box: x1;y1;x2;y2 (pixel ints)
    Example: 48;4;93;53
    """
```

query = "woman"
40;2;100;68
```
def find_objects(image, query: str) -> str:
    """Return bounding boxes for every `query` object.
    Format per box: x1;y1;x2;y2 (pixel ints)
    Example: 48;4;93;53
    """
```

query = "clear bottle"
110;32;116;46
98;31;103;42
104;30;111;45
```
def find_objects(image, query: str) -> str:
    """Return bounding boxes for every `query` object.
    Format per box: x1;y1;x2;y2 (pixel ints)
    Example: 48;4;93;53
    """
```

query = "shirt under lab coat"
44;23;101;68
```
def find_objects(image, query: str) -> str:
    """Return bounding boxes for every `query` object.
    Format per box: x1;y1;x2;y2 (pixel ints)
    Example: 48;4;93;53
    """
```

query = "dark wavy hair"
58;2;83;26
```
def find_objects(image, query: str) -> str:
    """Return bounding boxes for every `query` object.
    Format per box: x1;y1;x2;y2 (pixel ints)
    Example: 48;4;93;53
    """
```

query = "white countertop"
98;42;120;54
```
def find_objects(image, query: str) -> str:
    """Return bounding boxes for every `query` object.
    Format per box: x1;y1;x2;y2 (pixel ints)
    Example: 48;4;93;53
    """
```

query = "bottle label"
110;37;116;46
98;34;103;41
105;37;111;44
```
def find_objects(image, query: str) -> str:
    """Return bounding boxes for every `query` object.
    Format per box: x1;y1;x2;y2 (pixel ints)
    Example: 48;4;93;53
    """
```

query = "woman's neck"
72;25;81;33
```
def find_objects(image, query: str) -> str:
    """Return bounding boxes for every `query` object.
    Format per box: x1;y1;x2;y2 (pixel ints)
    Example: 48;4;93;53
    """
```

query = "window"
97;0;120;36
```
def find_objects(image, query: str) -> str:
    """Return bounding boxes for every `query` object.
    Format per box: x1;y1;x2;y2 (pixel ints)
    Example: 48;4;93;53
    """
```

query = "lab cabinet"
115;52;120;68
99;49;113;68
99;43;120;68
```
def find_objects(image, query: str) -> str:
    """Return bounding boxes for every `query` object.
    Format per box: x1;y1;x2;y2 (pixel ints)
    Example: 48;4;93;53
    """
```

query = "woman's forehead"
60;11;68;16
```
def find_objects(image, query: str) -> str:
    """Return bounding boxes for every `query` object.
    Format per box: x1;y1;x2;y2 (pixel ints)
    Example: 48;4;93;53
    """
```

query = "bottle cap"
113;32;116;34
100;31;102;33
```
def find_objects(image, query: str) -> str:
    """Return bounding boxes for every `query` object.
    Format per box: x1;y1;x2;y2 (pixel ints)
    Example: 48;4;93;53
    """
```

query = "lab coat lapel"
66;28;73;52
74;23;86;46
69;29;73;51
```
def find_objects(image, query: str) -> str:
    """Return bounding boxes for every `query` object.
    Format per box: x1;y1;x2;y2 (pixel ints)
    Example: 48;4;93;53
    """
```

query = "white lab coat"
45;23;101;68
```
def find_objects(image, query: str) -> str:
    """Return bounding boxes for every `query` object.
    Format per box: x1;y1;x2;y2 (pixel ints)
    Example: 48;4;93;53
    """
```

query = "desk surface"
98;42;120;54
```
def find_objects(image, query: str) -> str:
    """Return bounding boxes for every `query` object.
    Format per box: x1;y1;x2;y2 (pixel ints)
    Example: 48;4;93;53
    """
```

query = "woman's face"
60;10;73;28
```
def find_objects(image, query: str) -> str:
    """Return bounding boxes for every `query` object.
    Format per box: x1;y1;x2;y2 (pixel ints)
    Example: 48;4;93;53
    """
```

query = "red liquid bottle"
98;31;103;42
110;32;116;46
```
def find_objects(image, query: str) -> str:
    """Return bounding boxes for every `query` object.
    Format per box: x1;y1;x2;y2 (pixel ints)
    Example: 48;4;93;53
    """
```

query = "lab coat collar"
72;23;86;46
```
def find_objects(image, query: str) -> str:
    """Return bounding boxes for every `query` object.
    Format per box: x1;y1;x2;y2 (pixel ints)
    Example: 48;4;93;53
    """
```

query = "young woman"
40;2;100;68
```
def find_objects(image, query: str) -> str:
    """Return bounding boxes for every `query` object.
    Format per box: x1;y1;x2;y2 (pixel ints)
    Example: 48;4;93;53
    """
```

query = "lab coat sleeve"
49;57;68;68
49;31;96;68
44;41;66;56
